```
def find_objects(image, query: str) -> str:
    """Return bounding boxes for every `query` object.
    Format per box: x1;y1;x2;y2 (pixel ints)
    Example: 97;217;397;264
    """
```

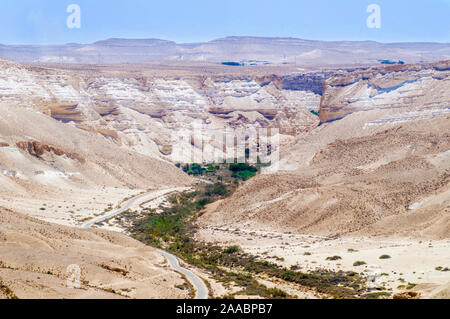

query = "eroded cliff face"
0;59;325;160
196;60;450;241
319;61;450;124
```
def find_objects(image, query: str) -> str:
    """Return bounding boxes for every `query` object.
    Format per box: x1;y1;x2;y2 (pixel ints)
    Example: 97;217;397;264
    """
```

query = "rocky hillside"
0;208;191;299
0;57;326;226
1;57;448;236
0;58;325;160
199;60;450;239
319;60;450;123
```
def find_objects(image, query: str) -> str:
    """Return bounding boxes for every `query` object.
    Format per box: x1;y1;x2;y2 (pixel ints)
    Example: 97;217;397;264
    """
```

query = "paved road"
81;188;209;299
82;191;158;228
158;249;208;299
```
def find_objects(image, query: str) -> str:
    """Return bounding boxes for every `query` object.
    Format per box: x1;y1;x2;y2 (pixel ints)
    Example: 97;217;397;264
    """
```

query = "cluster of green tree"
182;163;204;176
181;163;222;176
179;161;260;181
228;163;258;181
204;182;228;196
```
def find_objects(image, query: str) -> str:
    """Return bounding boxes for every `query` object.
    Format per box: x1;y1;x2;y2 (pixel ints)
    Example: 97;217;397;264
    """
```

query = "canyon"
0;47;449;298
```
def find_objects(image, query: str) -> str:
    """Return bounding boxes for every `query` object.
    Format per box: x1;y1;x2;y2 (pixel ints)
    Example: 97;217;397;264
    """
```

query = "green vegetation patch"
129;165;372;299
131;185;368;299
229;163;258;181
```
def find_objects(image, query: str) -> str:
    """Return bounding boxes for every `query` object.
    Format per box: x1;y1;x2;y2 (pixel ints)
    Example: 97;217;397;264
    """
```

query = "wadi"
0;36;448;299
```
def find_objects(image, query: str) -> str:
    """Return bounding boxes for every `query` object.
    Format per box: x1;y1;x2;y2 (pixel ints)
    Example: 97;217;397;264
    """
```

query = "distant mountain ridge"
0;36;449;65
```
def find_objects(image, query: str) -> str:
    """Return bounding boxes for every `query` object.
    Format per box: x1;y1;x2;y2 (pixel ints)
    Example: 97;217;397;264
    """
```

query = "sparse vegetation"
183;163;205;176
326;256;342;261
229;163;258;181
362;291;391;299
353;261;366;267
224;245;241;254
130;175;370;299
0;281;18;299
406;283;417;290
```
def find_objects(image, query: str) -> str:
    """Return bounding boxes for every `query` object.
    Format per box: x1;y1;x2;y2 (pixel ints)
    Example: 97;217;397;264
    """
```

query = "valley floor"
196;226;450;298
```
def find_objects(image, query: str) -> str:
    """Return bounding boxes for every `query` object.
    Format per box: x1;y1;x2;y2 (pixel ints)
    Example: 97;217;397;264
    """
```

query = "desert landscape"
0;34;449;299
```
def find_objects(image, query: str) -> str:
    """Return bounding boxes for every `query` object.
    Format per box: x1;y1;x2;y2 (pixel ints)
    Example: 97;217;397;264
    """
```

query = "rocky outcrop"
0;59;324;159
319;61;450;123
16;141;84;163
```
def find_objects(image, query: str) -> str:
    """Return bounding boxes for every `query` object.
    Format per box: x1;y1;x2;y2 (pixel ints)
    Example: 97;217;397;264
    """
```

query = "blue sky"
0;0;448;44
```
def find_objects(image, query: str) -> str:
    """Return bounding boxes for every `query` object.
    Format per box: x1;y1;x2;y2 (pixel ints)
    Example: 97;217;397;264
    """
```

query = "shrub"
189;163;205;176
196;198;211;207
229;163;258;173
224;245;241;254
363;291;391;299
326;256;342;261
232;170;256;181
406;283;417;290
204;183;228;196
269;288;288;298
353;261;366;267
379;254;391;259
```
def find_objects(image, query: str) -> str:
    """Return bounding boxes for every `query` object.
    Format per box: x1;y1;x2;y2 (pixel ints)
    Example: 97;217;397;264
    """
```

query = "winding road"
81;188;209;299
158;249;208;299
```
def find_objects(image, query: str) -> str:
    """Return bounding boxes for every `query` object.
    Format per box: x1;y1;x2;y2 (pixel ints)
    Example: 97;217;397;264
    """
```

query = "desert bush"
353;261;366;266
224;245;241;254
363;291;391;299
326;256;342;261
204;182;228;196
406;283;417;290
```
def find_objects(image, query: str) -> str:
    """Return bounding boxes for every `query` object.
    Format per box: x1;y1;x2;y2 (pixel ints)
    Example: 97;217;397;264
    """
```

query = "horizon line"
1;35;450;47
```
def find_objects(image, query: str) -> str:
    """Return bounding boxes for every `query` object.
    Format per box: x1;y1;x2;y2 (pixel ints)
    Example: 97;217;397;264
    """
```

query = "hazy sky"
0;0;448;44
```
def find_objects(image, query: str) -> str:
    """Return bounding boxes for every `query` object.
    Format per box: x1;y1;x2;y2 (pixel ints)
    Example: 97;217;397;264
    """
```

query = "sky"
0;0;448;45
